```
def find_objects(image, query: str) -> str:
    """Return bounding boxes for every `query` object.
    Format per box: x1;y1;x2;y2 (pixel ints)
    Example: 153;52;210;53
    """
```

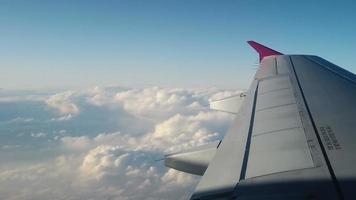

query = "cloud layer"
0;86;239;200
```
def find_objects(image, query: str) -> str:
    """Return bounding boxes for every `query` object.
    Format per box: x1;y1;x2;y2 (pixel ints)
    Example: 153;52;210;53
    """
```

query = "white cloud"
45;91;80;116
114;87;207;119
1;145;21;150
85;86;114;106
78;144;198;199
5;117;34;123
0;86;240;200
0;144;197;200
61;136;92;151
59;109;232;154
142;111;232;153
50;114;73;121
0;95;47;103
31;132;47;138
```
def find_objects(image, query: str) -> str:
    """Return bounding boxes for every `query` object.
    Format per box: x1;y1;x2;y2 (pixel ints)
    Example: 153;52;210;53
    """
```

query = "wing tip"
247;41;283;61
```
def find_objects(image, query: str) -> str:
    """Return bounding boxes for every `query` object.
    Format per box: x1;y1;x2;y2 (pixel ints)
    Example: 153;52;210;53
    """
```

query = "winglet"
247;41;283;62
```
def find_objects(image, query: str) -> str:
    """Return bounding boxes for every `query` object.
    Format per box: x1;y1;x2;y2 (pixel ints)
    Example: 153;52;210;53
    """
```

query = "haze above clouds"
0;86;240;200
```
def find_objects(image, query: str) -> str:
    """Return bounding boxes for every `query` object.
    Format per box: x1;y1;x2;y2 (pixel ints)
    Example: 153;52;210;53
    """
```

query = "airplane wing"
164;41;356;200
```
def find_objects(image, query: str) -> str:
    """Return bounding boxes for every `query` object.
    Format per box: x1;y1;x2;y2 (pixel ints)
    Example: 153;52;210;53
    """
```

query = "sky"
1;1;356;199
1;0;356;89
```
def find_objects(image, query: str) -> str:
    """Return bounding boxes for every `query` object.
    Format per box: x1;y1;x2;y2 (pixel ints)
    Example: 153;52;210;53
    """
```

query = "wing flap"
245;74;314;178
246;128;314;178
164;141;220;176
209;92;246;114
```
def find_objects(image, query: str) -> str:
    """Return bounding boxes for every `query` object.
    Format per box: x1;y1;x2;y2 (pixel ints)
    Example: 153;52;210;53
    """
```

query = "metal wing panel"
191;56;284;199
246;67;314;179
256;82;295;111
291;55;356;199
258;75;292;94
253;103;302;136
245;127;314;179
235;166;339;200
182;41;356;199
255;56;277;79
190;55;343;199
233;55;342;199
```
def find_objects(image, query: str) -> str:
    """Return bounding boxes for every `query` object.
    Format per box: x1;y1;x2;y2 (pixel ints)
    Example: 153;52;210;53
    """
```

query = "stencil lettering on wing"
320;126;341;150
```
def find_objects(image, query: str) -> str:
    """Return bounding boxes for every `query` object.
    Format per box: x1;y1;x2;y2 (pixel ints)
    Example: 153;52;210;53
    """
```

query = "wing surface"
189;42;356;200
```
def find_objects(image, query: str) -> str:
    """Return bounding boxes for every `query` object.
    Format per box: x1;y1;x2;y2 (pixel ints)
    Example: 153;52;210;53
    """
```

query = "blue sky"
1;0;356;89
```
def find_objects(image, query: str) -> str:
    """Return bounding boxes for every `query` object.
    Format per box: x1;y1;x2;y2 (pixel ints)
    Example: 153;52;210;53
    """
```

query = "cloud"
0;147;196;200
85;86;116;106
114;87;208;119
0;86;240;200
50;114;73;121
61;136;92;150
31;132;47;138
0;94;47;103
5;117;34;123
1;145;21;150
45;91;80;116
59;109;232;154
143;111;232;153
79;145;198;199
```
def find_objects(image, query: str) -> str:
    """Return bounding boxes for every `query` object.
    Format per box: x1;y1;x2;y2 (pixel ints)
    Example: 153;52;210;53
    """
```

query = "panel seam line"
252;126;301;137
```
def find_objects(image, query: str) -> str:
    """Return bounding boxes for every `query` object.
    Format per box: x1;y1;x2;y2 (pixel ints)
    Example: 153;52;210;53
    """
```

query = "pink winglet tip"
247;41;283;62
